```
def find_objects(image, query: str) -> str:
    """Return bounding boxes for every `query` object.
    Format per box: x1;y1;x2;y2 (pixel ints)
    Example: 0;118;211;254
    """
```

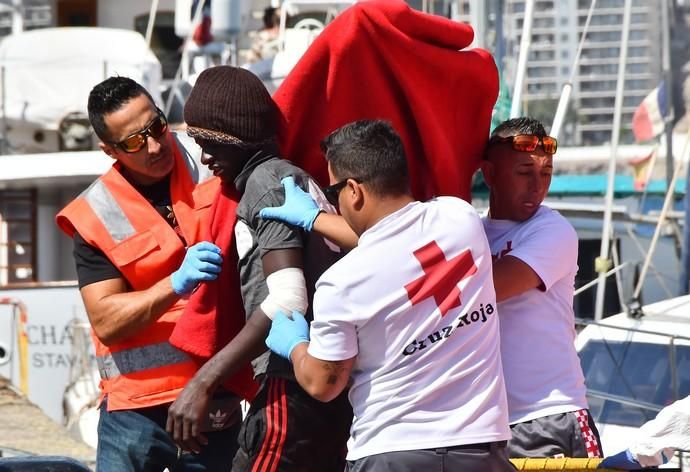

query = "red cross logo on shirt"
404;241;478;317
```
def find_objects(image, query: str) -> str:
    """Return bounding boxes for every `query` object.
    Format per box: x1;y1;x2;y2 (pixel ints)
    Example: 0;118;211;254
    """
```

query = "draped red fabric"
168;0;498;402
169;184;258;402
274;0;498;202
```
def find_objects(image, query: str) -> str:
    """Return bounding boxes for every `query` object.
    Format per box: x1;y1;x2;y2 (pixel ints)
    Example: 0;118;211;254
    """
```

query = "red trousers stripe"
252;378;289;472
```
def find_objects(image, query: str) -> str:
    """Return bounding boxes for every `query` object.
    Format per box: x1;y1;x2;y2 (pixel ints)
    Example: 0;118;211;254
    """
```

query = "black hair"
484;117;549;160
321;119;409;197
88;76;155;141
263;7;279;29
490;116;547;139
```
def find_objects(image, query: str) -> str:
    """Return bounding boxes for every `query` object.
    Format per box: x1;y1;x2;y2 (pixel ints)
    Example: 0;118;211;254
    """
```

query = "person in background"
192;0;213;47
260;116;603;460
246;6;281;63
265;119;513;471
56;76;243;471
164;65;351;472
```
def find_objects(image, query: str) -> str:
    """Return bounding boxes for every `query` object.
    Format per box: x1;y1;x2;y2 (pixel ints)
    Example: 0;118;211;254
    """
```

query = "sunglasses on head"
489;134;558;155
322;178;362;206
110;109;168;153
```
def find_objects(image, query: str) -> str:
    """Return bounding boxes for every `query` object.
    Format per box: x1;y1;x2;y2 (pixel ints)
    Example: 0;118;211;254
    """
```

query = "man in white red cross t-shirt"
480;117;603;458
258;117;604;460
263;120;513;472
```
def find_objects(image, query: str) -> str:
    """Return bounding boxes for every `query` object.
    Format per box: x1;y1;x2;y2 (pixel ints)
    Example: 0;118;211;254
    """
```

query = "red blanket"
169;1;497;400
274;0;498;201
169;184;258;402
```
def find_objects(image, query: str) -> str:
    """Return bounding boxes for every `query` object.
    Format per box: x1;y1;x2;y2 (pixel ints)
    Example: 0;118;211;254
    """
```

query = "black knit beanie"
184;66;277;146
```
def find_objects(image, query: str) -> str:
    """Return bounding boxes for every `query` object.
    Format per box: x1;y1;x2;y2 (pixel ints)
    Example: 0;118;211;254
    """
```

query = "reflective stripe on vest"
77;133;210;245
83;179;136;243
96;341;190;380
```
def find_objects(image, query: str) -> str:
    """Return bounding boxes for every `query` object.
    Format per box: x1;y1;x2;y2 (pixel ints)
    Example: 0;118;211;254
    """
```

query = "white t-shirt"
482;205;588;424
309;197;511;460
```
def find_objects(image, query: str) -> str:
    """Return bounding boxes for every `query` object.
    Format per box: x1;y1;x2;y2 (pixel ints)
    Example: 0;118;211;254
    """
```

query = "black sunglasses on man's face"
109;109;168;153
322;178;362;207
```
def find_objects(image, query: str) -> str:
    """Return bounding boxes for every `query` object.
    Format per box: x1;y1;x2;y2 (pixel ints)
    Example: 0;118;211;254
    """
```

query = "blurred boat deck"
0;376;95;466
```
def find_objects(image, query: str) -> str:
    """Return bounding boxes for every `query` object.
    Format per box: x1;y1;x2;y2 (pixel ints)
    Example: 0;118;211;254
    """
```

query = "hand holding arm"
170;241;223;295
266;311;353;402
166;248;301;445
259;176;322;231
80;241;222;346
265;311;310;359
259;176;359;249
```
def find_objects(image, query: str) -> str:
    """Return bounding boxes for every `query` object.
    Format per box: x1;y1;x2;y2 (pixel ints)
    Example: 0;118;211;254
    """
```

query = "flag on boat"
629;146;658;191
632;81;668;143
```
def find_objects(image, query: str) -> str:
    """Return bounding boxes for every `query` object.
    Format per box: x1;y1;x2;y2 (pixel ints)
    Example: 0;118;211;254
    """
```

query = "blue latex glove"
265;310;310;361
170;242;223;295
259;176;321;231
599;449;641;470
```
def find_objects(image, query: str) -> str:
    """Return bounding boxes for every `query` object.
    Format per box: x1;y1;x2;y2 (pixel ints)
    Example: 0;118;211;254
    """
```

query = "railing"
511;457;681;470
575;316;690;403
585;389;663;414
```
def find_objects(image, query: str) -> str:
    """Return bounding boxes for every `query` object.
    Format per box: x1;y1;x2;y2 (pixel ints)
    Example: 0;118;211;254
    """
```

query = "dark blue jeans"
96;398;241;472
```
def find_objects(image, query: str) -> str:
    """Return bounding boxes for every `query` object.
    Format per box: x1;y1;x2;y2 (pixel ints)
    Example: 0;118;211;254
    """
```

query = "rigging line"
610;230;627;312
574;262;629;297
594;0;634;320
595;323;654;421
164;0;208;117
603;218;627;311
510;0;535;118
145;0;160;48
568;0;596;86
624;223;674;298
551;0;596;138
633;129;690;300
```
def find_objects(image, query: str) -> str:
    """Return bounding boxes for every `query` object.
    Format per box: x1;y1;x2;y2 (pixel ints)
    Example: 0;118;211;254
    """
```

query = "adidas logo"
209;409;228;429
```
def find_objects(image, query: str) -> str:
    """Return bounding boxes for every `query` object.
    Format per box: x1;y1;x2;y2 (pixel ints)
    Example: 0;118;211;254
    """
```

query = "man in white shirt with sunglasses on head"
265;119;513;471
480;117;602;459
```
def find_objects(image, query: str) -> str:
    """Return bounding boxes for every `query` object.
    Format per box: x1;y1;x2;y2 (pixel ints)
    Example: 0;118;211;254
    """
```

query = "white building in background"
396;0;666;145
0;0;271;79
502;0;663;145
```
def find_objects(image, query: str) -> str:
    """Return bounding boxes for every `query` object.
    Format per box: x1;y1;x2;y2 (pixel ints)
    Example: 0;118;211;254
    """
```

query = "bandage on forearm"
260;267;308;320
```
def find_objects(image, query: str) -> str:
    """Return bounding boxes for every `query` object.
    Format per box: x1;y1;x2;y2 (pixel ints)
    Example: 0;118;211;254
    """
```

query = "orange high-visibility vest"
56;133;252;410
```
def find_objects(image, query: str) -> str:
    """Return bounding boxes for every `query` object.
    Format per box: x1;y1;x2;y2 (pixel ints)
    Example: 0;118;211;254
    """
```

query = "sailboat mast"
551;0;597;140
469;0;486;49
510;0;535;118
11;0;23;34
145;0;160;47
594;0;633;321
164;0;208;115
661;0;674;188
